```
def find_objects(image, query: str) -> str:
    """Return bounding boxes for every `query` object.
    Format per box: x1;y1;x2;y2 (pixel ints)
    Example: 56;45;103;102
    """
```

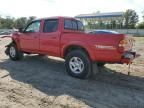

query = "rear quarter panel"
60;32;96;60
61;32;125;63
90;34;125;62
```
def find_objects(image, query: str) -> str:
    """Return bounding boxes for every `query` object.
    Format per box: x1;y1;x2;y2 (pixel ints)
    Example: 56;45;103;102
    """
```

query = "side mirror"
18;28;23;33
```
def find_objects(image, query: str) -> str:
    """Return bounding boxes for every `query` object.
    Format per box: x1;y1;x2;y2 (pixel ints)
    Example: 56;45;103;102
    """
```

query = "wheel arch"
62;44;95;61
11;38;17;44
11;37;21;50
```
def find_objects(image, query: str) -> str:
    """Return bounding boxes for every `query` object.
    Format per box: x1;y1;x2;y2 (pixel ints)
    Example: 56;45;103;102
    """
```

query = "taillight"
118;39;128;52
119;39;128;47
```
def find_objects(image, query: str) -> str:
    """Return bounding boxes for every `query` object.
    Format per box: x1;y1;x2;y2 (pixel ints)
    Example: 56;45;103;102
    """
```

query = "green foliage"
14;17;27;28
123;9;139;29
142;11;144;20
85;22;91;29
0;16;36;29
0;16;14;29
84;20;119;29
137;22;144;29
27;16;36;24
136;10;144;29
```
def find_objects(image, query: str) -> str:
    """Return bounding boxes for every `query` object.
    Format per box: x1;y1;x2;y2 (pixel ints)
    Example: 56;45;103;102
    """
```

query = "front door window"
24;21;40;33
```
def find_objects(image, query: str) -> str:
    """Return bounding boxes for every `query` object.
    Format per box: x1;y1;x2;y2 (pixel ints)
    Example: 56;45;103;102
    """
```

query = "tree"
137;11;144;29
142;11;144;20
14;17;27;28
0;16;37;29
27;16;36;24
0;16;2;29
137;22;144;29
0;16;14;29
123;9;139;29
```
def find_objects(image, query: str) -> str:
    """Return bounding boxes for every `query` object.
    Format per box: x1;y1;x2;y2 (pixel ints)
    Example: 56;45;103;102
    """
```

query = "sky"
0;0;143;22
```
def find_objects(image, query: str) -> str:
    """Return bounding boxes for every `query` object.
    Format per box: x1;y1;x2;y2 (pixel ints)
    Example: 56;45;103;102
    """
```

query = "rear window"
64;19;84;31
43;19;58;33
64;20;73;29
77;21;84;31
71;20;78;30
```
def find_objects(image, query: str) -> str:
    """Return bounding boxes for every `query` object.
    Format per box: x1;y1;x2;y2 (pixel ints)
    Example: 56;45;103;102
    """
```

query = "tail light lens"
118;39;128;52
119;39;128;47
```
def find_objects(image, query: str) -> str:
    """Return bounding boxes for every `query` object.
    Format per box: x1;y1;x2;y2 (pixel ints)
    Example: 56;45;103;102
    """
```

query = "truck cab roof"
35;16;77;21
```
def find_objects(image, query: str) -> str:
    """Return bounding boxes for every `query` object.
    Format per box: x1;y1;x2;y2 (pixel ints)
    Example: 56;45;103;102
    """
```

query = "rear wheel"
65;50;92;79
8;43;23;61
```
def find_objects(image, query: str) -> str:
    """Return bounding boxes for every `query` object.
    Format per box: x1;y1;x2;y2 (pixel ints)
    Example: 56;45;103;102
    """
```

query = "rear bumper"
121;50;140;64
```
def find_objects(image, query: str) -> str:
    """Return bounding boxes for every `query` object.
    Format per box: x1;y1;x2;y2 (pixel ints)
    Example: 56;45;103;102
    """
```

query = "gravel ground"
0;37;144;108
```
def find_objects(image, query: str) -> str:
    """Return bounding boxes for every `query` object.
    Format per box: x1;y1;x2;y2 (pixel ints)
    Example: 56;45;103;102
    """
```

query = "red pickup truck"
4;16;136;79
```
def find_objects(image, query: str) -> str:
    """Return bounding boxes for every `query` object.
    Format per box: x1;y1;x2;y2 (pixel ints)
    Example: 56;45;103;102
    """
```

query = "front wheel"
8;43;23;61
65;50;92;79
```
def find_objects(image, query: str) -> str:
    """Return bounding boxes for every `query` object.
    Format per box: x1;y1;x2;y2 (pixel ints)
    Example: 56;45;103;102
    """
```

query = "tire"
97;62;106;67
65;50;92;79
8;43;23;61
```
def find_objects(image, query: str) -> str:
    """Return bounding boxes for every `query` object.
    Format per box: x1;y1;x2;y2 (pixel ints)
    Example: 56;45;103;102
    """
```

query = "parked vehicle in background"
4;16;137;79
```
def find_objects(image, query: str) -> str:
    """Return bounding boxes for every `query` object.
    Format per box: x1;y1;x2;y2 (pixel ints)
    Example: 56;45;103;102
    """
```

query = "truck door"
19;20;41;52
40;19;60;56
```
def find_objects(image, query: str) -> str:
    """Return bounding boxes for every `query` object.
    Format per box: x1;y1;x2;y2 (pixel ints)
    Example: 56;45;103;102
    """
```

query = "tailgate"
123;35;134;51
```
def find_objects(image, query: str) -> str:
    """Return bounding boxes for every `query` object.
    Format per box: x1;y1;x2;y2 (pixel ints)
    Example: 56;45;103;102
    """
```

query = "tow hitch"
128;63;131;76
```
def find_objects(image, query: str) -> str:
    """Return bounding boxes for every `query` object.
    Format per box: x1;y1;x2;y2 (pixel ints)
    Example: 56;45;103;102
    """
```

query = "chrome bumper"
121;51;139;64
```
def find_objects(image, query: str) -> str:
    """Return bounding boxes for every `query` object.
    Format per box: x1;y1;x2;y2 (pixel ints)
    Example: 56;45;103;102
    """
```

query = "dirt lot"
0;37;144;108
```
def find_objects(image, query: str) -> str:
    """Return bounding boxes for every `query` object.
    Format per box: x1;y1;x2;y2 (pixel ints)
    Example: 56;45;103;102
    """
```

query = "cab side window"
64;19;77;30
64;19;84;31
43;19;58;33
25;21;40;33
64;20;73;29
77;21;84;31
72;20;78;30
